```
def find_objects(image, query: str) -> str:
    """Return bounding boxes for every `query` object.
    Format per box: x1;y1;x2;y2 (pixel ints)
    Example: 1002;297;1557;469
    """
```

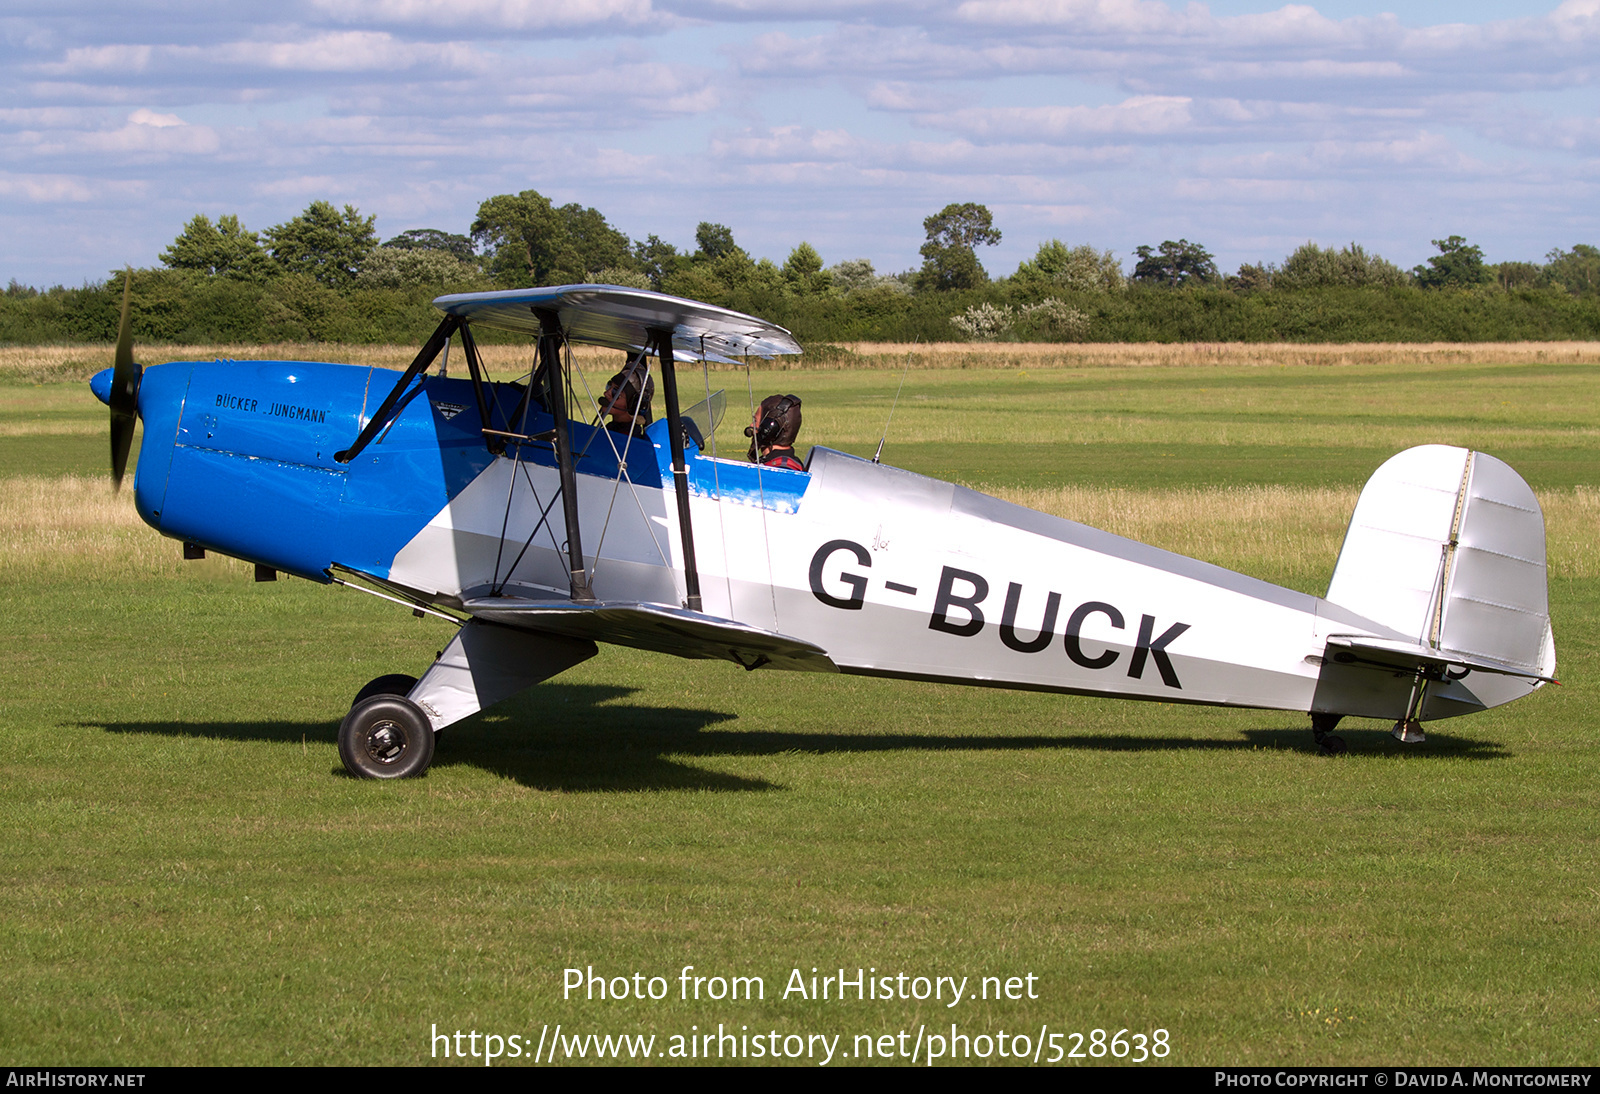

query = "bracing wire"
744;347;781;631
489;359;540;593
873;337;918;464
567;344;672;576
701;335;734;613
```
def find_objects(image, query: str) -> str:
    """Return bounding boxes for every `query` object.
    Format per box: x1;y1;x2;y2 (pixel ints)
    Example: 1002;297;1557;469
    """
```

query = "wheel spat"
109;271;142;492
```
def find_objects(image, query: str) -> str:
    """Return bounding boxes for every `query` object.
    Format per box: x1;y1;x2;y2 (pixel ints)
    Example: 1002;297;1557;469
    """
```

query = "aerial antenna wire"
873;338;918;464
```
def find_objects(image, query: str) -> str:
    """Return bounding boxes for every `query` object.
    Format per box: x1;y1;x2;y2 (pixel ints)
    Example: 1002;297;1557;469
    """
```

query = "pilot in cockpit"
746;394;805;471
599;363;655;439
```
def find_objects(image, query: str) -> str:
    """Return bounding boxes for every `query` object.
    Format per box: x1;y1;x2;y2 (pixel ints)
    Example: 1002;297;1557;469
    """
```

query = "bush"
1272;242;1410;290
1012;241;1125;293
950;302;1016;341
356;247;486;291
1016;298;1090;340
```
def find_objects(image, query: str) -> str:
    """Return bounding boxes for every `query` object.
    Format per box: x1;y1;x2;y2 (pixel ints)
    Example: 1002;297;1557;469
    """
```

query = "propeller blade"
109;270;142;492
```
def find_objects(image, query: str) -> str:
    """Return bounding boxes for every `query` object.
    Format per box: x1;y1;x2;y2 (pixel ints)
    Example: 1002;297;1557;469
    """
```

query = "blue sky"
3;0;1597;286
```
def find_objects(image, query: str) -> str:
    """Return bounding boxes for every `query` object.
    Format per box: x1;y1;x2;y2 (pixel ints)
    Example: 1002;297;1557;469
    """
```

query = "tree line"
3;192;1598;347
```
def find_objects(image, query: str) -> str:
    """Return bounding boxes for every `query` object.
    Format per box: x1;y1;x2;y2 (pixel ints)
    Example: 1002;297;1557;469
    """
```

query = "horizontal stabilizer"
1323;634;1556;683
462;597;837;673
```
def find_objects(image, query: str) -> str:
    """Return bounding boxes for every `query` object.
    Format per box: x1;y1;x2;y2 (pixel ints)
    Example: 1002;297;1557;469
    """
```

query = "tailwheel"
338;695;435;779
1391;718;1426;744
1311;713;1346;756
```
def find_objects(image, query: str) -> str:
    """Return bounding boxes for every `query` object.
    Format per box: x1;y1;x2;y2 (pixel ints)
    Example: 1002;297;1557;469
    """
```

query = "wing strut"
335;314;460;464
535;308;595;603
455;322;505;455
652;328;703;611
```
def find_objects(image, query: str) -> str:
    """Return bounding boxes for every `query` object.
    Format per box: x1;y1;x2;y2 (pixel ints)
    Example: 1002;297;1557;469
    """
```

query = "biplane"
91;282;1556;777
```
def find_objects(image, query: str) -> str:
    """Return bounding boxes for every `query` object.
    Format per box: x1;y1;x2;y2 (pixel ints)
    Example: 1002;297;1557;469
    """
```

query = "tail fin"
1326;445;1553;679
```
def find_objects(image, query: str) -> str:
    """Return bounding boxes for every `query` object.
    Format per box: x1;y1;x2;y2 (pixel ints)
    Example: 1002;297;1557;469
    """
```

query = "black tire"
338;695;435;779
1318;735;1347;756
352;673;418;707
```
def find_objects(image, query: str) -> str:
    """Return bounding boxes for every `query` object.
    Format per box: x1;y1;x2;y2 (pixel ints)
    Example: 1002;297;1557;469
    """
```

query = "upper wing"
461;597;837;673
433;284;801;363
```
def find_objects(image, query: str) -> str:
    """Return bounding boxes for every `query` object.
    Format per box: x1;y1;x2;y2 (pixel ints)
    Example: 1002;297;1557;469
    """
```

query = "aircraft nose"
90;367;114;407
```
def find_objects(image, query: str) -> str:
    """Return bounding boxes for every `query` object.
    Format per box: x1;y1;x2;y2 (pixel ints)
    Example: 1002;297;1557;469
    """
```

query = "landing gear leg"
1391;669;1428;744
1311;713;1346;755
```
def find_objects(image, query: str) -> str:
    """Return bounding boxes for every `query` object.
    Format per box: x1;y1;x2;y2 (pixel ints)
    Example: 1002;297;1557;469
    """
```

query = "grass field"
2;344;1598;1066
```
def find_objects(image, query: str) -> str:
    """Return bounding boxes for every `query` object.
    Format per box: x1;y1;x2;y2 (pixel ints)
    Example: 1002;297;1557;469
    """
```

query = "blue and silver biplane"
92;281;1557;777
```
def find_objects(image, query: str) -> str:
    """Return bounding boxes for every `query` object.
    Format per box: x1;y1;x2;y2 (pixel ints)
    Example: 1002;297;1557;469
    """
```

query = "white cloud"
0;172;101;202
953;0;1207;34
865;81;963;112
710;125;865;161
50;44;155;75
923;96;1193;140
309;0;674;33
3;2;1599;285
128;108;183;127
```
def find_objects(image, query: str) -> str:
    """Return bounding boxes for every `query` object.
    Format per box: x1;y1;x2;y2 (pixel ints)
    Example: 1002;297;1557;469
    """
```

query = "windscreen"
681;389;726;453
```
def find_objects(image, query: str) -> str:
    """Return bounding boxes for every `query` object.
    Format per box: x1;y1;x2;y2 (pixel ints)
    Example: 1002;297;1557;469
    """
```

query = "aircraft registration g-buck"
92;282;1557;778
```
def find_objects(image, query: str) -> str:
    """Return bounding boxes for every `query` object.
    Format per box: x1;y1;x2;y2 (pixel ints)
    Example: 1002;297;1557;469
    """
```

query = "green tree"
472;191;559;285
1273;242;1409;289
826;259;912;296
383;229;475;262
591;266;653;290
917;203;1001;291
161;214;274;280
1228;262;1273;293
470;191;633;286
1132;240;1217;286
694;222;740;261
1012;240;1124;292
263;201;378;287
1412;235;1490;289
557;203;633;280
1544;244;1600;295
1494;261;1542;292
782;242;831;294
634;235;687;290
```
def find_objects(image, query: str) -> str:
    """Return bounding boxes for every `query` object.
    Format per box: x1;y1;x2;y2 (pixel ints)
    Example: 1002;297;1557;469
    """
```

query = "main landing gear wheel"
1311;713;1346;756
352;674;418;706
338;695;435;779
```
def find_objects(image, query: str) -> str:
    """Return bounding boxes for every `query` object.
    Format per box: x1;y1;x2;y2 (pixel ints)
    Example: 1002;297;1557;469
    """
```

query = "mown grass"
2;351;1598;1066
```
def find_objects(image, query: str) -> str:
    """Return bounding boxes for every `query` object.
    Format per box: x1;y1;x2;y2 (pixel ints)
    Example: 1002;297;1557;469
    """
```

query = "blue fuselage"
114;359;794;590
125;360;621;582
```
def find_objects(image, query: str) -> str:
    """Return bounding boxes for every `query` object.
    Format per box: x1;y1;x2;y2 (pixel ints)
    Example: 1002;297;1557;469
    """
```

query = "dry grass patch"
0;342;625;384
826;341;1600;372
1545;487;1600;579
0;420;99;437
0;475;247;580
988;483;1600;583
992;483;1354;582
10;475;1596;586
11;341;1600;383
